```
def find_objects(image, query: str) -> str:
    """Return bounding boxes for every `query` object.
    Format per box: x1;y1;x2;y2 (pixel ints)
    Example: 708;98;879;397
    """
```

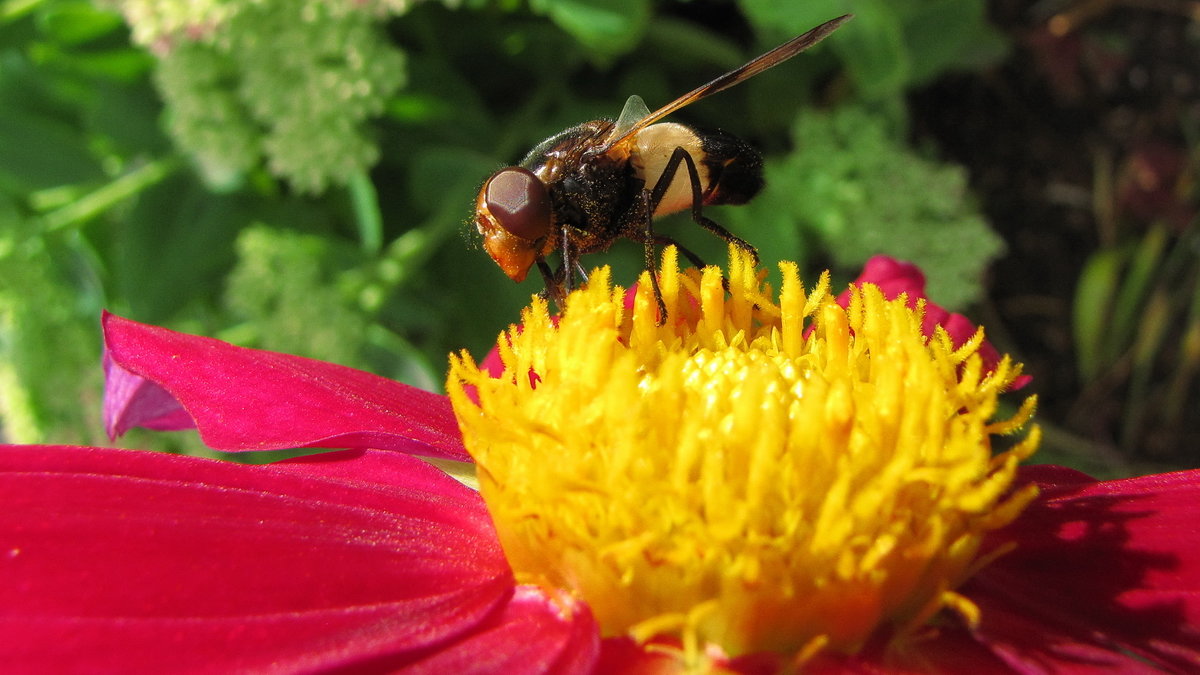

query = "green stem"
0;0;48;22
40;156;181;232
348;169;383;255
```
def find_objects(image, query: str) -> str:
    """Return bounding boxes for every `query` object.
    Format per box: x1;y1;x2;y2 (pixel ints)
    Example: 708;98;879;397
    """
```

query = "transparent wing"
612;95;651;141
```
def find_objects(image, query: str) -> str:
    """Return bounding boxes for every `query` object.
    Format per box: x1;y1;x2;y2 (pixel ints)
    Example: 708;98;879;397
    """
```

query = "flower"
839;255;1031;391
450;247;1040;665
2;251;1198;672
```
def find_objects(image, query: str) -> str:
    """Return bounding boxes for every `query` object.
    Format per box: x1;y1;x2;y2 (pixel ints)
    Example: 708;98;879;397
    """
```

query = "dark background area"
913;1;1199;473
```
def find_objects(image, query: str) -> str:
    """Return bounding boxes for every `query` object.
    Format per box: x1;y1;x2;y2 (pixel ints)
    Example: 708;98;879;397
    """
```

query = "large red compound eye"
483;167;551;241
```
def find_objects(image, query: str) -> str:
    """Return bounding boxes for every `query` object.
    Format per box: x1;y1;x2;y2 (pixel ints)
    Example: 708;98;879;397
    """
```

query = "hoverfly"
474;14;852;320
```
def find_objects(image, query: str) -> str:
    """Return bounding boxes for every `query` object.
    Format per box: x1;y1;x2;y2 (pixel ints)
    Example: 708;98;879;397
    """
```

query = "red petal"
800;630;1017;675
0;444;511;672
960;600;1167;673
593;629;1018;674
965;466;1200;672
102;312;468;461
401;585;600;674
595;636;684;674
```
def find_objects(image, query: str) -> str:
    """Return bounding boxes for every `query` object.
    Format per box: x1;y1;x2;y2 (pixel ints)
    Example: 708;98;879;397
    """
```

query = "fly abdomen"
697;128;763;206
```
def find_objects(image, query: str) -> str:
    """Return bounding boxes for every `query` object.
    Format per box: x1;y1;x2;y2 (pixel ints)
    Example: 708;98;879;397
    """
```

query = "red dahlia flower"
2;250;1197;673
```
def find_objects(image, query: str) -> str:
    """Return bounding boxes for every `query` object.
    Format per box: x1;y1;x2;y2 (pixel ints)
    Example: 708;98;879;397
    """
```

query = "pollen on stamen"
446;246;1039;666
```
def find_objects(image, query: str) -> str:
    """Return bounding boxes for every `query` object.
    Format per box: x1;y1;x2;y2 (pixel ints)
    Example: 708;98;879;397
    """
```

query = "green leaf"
113;174;252;321
640;16;745;73
348;169;383;255
0;103;102;192
38;156;179;232
904;0;1008;85
1073;247;1126;382
39;43;154;82
1106;226;1167;367
390;146;500;285
36;0;124;45
406;146;497;216
740;0;909;99
1121;289;1171;450
738;0;848;40
1162;275;1200;425
1;0;44;24
85;80;169;157
532;0;650;58
740;0;1008;94
831;0;908;100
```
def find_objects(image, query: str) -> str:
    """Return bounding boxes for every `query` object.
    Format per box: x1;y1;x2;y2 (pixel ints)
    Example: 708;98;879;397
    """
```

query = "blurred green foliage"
139;1;408;192
1072;224;1200;459
1;0;1012;450
723;105;1004;309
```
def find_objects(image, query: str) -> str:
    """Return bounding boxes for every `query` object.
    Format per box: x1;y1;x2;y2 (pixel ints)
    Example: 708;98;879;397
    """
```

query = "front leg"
539;227;589;312
536;259;565;309
536;231;592;313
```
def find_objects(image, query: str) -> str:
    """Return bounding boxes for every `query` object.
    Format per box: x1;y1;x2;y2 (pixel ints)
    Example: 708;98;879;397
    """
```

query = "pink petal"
925;306;964;343
402;585;600;674
481;346;507;379
103;312;468;460
479;317;556;386
102;350;194;435
848;256;928;299
966;465;1200;672
0;444;511;673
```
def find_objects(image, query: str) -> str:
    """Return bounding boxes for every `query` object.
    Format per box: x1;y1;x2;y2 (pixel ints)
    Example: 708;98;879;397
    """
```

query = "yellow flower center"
446;247;1039;666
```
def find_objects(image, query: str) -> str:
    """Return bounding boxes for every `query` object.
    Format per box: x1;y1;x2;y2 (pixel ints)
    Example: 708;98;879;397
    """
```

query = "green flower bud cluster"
103;0;416;192
225;225;369;368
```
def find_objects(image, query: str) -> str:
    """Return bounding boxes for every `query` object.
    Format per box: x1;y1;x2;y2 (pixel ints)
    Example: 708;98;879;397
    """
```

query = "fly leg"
629;189;669;323
630;147;732;323
559;227;594;291
535;228;590;313
535;229;572;311
632;147;754;322
535;259;566;309
649;147;759;265
651;234;707;270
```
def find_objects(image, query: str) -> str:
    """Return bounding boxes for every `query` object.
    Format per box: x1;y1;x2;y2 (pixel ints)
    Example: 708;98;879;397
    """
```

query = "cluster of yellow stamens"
447;247;1039;667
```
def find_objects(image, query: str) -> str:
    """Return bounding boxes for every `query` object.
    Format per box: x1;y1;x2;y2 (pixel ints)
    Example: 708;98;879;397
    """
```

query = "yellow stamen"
447;246;1039;665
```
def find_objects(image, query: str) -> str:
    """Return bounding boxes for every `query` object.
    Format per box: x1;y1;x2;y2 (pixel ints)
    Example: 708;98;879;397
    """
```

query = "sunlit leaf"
35;1;124;45
532;0;649;59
